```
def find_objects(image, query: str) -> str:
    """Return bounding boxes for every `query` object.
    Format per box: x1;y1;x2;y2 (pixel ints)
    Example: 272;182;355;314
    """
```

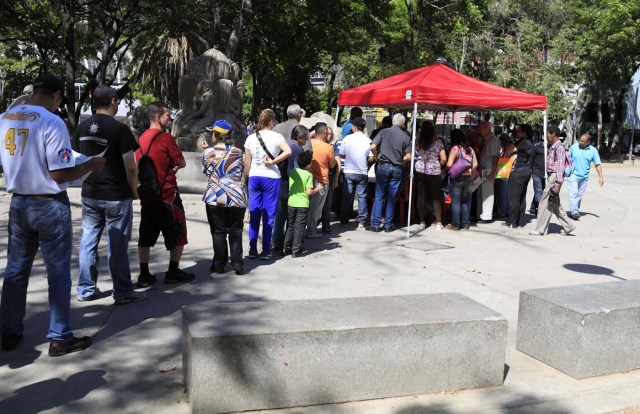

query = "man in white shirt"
338;117;374;228
476;121;501;223
0;74;104;356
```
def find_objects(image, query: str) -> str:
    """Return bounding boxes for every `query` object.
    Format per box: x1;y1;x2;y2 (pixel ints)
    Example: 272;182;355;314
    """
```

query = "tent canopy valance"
337;63;547;112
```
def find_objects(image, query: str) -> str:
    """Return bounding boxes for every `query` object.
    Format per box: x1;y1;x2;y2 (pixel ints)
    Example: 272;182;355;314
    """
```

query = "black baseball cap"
352;117;366;129
33;74;69;106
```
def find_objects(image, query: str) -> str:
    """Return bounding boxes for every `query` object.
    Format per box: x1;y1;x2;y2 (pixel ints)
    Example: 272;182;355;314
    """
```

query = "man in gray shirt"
272;104;304;252
367;114;411;232
477;121;501;222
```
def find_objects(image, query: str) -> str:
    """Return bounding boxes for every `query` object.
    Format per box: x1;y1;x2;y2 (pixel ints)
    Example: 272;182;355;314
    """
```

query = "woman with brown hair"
446;129;478;230
243;109;292;260
414;120;447;230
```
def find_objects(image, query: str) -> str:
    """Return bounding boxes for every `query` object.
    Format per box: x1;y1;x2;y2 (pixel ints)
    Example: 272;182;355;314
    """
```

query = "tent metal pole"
334;106;341;132
543;110;548;173
406;102;418;239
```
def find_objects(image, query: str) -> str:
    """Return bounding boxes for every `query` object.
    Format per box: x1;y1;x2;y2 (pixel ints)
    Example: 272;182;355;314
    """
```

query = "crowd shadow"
0;369;108;414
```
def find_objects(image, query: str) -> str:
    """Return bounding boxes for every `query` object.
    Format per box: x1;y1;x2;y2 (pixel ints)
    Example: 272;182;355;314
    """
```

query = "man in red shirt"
135;102;195;285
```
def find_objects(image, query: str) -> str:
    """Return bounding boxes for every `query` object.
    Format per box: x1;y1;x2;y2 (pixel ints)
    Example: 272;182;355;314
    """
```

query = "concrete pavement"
0;163;639;414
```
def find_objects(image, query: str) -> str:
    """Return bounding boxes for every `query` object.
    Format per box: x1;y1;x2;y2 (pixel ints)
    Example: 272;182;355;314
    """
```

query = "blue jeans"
449;176;472;228
341;173;368;225
371;164;403;229
248;176;280;253
531;174;545;209
272;179;289;250
567;175;589;215
1;194;74;342
77;197;135;300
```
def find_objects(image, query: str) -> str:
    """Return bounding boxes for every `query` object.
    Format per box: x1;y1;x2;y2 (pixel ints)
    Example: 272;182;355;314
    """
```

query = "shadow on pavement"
0;369;107;414
563;263;625;280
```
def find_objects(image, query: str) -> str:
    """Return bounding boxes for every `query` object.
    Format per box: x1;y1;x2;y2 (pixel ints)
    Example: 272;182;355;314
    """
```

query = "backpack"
554;144;574;177
137;131;163;203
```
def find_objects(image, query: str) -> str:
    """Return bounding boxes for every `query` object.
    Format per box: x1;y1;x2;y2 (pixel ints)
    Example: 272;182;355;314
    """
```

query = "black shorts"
138;195;188;250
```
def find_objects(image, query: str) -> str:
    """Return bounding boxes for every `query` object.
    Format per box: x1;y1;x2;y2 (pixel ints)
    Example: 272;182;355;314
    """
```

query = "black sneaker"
247;248;258;259
384;226;396;233
232;264;244;275
114;290;146;305
365;226;382;232
282;249;292;256
49;336;91;357
136;272;157;288
258;251;274;261
1;333;23;351
164;269;196;284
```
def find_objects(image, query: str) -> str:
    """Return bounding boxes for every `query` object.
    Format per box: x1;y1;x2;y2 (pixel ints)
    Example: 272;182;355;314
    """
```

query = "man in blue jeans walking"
567;133;604;220
367;114;411;232
0;74;105;356
73;86;146;304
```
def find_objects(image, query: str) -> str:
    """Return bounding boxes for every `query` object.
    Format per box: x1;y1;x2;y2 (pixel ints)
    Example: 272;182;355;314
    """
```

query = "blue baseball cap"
206;119;232;134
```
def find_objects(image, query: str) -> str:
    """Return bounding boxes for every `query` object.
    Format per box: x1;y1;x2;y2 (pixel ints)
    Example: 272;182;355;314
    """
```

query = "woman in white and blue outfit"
243;109;292;259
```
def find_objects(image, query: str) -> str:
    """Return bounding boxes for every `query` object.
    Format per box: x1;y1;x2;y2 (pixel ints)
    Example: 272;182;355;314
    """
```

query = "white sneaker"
560;228;575;235
528;230;543;236
357;223;365;229
435;223;444;230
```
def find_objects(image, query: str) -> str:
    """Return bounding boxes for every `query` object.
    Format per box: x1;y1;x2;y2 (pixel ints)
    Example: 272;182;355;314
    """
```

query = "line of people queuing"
0;77;606;357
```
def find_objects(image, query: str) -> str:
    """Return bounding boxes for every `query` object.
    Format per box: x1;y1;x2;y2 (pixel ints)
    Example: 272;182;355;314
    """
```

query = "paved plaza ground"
0;163;639;414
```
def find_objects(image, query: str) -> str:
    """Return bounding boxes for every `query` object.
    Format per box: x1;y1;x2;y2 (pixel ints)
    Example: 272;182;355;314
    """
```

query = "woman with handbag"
494;133;517;219
243;109;292;260
414;121;447;230
503;124;533;228
445;129;478;230
202;120;247;275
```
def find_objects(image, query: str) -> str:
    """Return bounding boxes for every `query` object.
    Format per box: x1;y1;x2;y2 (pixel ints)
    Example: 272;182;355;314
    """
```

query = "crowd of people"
0;74;606;357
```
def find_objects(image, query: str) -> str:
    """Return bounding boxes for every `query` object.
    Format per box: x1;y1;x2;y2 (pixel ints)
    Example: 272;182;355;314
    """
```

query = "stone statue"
8;85;33;109
172;48;247;151
126;106;150;140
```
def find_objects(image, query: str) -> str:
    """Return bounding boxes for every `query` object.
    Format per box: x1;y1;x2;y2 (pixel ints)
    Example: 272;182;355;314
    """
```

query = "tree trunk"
606;88;618;153
325;69;336;114
597;95;604;150
226;0;252;61
574;93;591;142
60;0;76;134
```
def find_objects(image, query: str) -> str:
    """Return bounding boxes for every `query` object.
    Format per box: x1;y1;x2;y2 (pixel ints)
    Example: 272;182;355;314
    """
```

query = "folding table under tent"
336;63;548;238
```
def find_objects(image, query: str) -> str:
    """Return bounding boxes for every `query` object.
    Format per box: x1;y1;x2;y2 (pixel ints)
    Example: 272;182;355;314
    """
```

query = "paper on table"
69;147;108;186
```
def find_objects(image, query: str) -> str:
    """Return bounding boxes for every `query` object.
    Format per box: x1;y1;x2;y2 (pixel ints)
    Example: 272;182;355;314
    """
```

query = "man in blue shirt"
567;133;605;220
341;107;363;140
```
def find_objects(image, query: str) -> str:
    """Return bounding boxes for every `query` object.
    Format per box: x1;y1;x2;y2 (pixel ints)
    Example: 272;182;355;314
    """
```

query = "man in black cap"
0;74;105;356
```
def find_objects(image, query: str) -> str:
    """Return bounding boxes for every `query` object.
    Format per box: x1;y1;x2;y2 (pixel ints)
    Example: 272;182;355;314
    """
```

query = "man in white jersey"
0;74;104;356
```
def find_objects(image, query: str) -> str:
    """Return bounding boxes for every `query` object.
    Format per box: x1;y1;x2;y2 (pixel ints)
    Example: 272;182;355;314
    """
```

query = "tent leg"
406;102;418;239
334;106;341;134
543;110;548;172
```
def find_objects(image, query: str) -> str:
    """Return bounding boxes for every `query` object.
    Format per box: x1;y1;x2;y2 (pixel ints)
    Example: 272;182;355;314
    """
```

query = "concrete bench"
182;293;507;414
516;280;640;379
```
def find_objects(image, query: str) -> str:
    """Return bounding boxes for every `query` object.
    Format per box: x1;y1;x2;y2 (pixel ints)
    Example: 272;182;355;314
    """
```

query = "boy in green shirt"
284;151;323;257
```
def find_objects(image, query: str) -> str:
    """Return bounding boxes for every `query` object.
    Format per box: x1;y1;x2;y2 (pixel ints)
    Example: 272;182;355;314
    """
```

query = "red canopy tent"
336;63;548;238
